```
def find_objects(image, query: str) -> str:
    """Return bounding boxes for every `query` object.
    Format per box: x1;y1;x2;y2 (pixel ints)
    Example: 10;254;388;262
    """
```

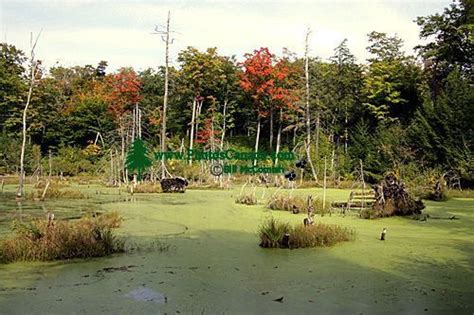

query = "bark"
161;12;170;179
17;32;40;198
269;110;273;151
220;98;227;150
315;111;320;161
195;99;203;142
110;149;114;185
274;109;282;165
344;104;348;154
293;125;297;148
40;181;50;201
189;97;197;165
132;104;136;140
304;28;318;182
48;149;53;180
331;148;335;185
254;117;261;166
323;156;327;212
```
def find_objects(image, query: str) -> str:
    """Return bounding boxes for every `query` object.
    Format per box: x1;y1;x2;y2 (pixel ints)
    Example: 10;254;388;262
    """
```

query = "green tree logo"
126;138;152;180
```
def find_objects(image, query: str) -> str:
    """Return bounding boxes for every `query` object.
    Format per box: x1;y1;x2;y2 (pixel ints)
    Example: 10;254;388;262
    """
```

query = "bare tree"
254;117;261;166
154;11;173;176
274;108;283;165
17;31;41;198
304;28;318;182
220;98;228;149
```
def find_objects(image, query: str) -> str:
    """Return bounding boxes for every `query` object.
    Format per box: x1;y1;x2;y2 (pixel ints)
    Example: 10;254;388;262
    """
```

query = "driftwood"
371;173;424;217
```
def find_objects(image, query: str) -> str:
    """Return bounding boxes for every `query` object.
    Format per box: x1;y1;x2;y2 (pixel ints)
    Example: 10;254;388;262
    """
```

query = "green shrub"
0;212;124;263
258;217;355;249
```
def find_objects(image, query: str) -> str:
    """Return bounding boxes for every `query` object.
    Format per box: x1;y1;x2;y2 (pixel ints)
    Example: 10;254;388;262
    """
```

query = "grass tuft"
235;191;258;205
28;187;86;200
258;217;355;249
258;218;291;248
267;193;329;215
132;183;162;193
0;212;124;264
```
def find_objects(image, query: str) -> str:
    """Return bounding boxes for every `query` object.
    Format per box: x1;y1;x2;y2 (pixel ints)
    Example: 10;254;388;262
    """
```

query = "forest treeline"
1;1;472;186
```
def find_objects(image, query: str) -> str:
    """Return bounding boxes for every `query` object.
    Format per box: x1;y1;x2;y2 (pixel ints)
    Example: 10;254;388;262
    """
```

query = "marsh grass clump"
267;194;305;211
235;185;258;205
267;193;330;215
132;183;162;193
235;192;258;205
187;182;223;190
258;218;291;248
446;189;474;198
28;187;86;200
290;223;355;248
0;212;124;264
34;180;69;189
258;217;354;249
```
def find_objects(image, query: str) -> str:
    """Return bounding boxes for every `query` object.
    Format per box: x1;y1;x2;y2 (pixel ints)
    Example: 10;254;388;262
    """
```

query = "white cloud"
1;0;451;71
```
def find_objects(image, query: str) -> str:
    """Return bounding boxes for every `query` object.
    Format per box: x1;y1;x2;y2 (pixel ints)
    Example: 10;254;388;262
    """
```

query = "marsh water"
0;184;473;314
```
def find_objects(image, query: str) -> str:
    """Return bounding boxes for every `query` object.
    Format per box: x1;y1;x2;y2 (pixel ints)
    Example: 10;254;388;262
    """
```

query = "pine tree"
126;138;152;180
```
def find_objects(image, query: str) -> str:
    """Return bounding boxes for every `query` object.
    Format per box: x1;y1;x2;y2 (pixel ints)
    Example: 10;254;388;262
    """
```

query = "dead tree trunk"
154;12;172;178
274;108;282;165
220;98;228;150
48;149;52;180
315;111;320;166
120;122;126;183
269;109;274;151
195;98;203;142
254;117;261;166
304;28;317;182
189;97;197;165
344;104;348;154
17;32;41;198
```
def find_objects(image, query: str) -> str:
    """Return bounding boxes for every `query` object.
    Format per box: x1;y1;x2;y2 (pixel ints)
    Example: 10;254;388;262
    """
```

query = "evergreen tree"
126;138;152;180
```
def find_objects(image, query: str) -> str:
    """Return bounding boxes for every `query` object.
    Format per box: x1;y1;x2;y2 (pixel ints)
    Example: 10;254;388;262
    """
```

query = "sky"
0;0;451;72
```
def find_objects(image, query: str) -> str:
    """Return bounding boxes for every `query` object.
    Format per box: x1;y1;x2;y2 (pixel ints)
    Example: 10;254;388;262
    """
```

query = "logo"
210;163;224;176
126;140;302;179
126;138;152;180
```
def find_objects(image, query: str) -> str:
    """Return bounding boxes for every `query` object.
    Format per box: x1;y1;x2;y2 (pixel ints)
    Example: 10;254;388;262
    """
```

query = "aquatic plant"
0;212;124;263
267;193;329;215
258;217;355;249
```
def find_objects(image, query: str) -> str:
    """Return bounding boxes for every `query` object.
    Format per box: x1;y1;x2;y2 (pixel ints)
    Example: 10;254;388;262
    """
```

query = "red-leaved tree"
240;48;297;163
105;68;141;182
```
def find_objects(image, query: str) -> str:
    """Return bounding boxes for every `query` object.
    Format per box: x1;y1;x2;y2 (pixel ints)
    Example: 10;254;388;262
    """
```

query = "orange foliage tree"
105;68;142;181
240;47;298;161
